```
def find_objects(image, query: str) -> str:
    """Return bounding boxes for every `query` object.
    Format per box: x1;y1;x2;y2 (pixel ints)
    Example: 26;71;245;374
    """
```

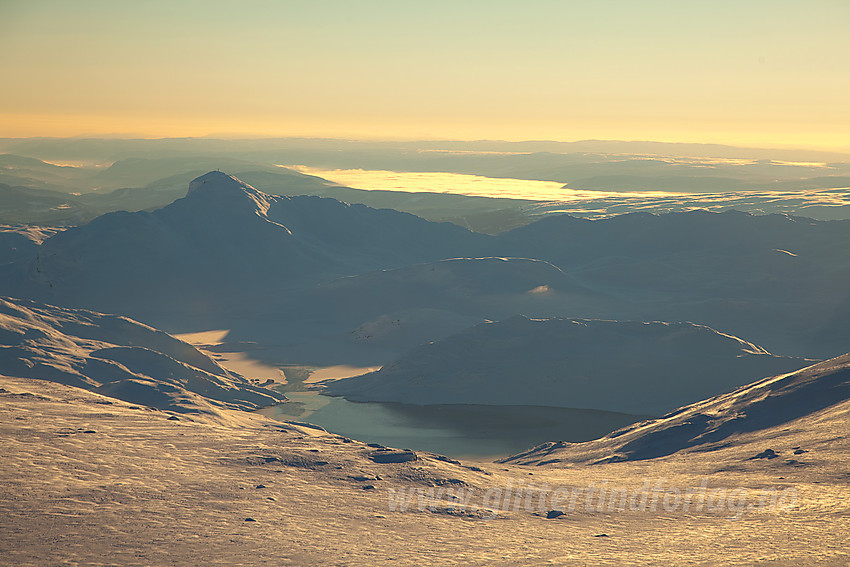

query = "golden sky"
1;1;848;150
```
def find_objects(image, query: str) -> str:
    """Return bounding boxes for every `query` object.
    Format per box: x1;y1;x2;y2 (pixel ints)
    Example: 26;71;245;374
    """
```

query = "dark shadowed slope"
503;353;850;465
5;172;850;361
498;209;850;264
496;210;850;358
0;225;63;266
0;172;485;326
325;316;809;415
222;257;608;366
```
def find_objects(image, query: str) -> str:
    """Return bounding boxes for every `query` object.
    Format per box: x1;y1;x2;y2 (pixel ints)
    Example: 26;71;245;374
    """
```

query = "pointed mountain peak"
177;171;282;222
187;171;257;196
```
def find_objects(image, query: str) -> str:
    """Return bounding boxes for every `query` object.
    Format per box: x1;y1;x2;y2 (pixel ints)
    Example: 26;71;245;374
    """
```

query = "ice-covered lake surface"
176;333;650;459
258;390;648;459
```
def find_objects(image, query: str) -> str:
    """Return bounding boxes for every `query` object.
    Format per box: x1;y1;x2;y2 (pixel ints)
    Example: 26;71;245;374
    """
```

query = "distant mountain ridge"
325;316;810;415
0;172;484;326
494;209;850;358
2;170;850;360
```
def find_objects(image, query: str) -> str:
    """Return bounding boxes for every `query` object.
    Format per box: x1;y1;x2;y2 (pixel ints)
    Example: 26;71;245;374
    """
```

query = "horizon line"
2;134;849;157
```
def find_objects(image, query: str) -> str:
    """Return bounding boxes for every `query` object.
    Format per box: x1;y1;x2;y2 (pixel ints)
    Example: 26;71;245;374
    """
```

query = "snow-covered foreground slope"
2;369;848;565
0;296;285;417
504;352;850;465
325;316;810;415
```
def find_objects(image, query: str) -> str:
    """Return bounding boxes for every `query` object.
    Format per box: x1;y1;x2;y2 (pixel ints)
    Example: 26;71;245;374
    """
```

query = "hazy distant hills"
0;296;285;416
0;153;91;193
325;316;809;416
0;183;91;225
3;136;848;163
503;352;850;465
0;153;537;232
11;136;848;189
5;136;850;230
0;154;347;225
0;172;483;325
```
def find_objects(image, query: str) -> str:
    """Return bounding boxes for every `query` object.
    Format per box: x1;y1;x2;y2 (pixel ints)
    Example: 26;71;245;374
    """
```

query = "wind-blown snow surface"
326;317;809;416
2;363;848;565
0;171;484;325
0;296;285;417
504;352;850;465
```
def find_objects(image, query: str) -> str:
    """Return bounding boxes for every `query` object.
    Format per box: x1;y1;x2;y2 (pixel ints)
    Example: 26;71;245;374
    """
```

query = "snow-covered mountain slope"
0;172;484;325
503;352;850;465
0;296;285;416
325;316;810;415
0;225;62;266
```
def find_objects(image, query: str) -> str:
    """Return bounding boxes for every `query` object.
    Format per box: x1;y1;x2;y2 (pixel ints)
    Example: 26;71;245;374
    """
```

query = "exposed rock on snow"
369;450;418;464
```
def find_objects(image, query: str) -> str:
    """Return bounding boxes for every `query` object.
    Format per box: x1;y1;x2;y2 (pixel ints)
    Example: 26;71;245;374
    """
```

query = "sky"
1;0;849;150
